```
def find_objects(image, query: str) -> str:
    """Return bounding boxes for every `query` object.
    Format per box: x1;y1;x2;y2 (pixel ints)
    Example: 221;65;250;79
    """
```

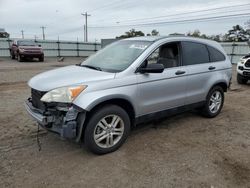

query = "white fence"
0;38;101;57
0;38;249;64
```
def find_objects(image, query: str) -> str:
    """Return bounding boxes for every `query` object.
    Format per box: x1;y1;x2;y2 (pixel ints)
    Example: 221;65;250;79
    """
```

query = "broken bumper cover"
24;99;53;125
24;99;85;141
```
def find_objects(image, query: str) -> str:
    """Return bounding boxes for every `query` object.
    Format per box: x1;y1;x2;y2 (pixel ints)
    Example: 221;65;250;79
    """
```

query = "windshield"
81;40;152;72
17;40;36;46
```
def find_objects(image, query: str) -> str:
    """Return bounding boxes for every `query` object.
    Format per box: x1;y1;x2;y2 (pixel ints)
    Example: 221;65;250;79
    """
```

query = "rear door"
181;41;215;104
136;42;188;116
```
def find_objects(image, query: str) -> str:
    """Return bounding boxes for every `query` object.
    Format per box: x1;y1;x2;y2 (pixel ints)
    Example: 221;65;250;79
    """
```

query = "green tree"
0;31;9;38
225;25;249;42
116;29;145;39
146;29;160;36
187;29;201;37
210;34;222;42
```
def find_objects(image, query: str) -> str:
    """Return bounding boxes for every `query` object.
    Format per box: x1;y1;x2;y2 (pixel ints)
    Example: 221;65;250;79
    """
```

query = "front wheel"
201;86;224;118
11;53;15;59
84;105;130;155
17;54;23;62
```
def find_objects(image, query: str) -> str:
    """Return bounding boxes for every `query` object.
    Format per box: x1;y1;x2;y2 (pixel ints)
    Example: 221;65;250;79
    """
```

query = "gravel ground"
0;57;249;188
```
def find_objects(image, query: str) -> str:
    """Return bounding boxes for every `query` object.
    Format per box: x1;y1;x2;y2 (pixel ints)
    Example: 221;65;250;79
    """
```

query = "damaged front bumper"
24;99;85;141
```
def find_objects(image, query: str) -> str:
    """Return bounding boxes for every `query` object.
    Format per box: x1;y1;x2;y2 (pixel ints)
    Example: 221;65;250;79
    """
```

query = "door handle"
208;66;216;70
175;70;186;75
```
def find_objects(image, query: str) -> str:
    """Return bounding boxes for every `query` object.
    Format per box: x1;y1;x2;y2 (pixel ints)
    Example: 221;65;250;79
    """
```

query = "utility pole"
40;26;46;40
81;12;91;42
83;24;86;42
21;30;24;39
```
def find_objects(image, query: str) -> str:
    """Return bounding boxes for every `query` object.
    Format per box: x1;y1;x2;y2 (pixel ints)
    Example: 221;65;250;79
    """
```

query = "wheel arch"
210;81;228;92
87;98;136;127
76;97;136;142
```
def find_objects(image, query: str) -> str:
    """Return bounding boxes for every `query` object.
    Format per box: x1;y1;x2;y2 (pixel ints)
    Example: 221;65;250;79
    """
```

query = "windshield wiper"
78;64;102;71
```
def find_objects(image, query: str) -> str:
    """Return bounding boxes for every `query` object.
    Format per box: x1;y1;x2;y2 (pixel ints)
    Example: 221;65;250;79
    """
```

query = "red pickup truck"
10;40;44;62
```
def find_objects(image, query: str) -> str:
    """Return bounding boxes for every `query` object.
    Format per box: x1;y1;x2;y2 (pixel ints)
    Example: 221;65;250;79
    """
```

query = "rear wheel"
39;57;44;62
84;105;130;155
237;74;248;84
201;86;224;118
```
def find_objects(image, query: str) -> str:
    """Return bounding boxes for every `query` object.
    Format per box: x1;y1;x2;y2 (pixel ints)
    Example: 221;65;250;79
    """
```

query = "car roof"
124;35;214;43
124;35;224;52
124;36;166;42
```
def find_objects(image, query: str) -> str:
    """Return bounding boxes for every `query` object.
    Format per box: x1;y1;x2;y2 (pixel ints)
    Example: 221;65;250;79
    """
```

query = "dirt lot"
0;57;249;188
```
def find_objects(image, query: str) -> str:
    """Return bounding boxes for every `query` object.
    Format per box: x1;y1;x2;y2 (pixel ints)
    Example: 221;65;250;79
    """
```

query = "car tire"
201;86;224;118
237;74;248;84
39;57;44;62
17;54;23;62
11;53;15;59
84;105;130;155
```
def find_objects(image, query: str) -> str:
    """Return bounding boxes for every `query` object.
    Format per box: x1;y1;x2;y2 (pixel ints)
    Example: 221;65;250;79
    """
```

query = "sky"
0;0;250;42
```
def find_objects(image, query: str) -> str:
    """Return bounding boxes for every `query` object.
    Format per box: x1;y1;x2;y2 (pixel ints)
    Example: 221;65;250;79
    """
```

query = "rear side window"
182;41;209;66
207;46;225;62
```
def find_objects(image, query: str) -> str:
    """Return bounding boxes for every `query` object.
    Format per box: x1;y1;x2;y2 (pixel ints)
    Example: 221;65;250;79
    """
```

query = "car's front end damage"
24;65;116;142
24;88;86;142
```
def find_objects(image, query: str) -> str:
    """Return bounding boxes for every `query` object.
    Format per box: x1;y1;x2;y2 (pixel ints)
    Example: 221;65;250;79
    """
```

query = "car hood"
28;65;115;91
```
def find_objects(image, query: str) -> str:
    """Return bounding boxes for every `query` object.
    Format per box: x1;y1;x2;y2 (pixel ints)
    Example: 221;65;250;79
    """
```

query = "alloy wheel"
93;115;124;148
209;91;222;114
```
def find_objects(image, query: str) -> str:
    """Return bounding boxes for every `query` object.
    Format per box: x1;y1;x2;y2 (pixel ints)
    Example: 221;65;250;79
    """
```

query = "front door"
136;42;188;116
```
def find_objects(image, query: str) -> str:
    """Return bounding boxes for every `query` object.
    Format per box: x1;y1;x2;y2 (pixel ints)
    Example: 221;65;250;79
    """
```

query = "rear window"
182;41;209;66
207;46;225;62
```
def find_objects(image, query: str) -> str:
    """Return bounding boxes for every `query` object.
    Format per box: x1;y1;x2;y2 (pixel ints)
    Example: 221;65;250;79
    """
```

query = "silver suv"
25;36;232;154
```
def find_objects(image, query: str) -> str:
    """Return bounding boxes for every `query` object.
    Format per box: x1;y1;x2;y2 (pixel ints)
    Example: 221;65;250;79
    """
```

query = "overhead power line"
89;12;250;28
115;3;250;24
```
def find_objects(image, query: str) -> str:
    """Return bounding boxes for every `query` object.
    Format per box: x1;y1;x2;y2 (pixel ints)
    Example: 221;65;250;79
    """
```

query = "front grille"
243;71;250;76
245;60;250;68
31;89;46;110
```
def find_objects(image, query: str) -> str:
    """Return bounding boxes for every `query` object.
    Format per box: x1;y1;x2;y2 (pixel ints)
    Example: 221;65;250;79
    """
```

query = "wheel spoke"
97;122;106;130
96;134;108;143
210;103;216;111
112;131;123;136
94;131;106;140
106;135;110;147
111;116;120;128
100;118;109;128
109;134;114;146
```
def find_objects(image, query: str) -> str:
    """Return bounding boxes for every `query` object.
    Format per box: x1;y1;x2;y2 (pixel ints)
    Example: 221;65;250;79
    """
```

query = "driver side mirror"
137;62;164;73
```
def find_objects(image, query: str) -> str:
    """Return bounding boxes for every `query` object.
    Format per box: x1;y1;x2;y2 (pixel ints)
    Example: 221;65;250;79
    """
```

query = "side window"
207;46;225;62
182;41;209;66
147;49;159;65
146;42;180;68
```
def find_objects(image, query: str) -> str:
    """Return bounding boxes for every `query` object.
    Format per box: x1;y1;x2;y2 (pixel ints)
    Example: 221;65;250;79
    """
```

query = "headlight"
41;85;87;103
